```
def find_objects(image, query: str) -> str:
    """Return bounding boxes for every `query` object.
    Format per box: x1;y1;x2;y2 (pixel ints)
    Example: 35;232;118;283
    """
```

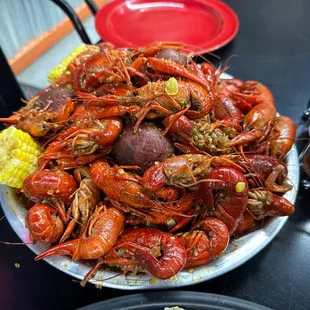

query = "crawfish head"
0;88;76;137
23;169;78;204
90;160;163;210
166;114;238;155
66;117;123;156
247;189;294;220
141;154;244;194
237;154;292;193
141;154;212;193
238;154;287;182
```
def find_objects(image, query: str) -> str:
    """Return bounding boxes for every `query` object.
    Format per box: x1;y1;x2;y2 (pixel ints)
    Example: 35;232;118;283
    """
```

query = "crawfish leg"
80;257;131;287
169;209;196;234
53;200;68;224
35;239;79;260
59;219;77;243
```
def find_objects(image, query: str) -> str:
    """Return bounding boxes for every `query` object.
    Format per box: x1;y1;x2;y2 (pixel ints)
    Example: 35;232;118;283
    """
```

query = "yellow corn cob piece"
48;44;88;84
0;127;41;188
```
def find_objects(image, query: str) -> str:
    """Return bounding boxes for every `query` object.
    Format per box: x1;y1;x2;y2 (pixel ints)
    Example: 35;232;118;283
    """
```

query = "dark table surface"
1;0;310;309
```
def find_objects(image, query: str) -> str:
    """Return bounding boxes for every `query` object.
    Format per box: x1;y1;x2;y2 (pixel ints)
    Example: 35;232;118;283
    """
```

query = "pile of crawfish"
0;42;297;286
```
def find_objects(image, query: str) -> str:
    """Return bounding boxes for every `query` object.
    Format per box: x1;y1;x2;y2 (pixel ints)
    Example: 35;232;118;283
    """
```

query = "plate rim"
94;0;239;54
77;290;272;310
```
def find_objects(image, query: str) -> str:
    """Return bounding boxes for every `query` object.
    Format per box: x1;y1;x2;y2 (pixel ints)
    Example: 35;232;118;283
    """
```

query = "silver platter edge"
0;72;300;289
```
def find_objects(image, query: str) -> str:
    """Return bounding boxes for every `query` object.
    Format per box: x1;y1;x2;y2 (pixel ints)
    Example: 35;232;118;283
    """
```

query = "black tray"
78;291;272;310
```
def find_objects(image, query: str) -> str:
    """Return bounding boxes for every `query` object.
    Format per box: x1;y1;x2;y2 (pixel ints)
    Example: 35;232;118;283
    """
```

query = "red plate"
95;0;239;54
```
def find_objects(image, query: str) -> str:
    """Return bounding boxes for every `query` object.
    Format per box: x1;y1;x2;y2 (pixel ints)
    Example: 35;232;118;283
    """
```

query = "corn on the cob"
0;127;41;188
48;44;88;84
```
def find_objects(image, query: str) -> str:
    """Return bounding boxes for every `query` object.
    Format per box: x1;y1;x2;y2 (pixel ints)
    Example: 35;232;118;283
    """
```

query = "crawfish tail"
192;217;230;257
27;204;64;244
120;237;186;279
265;164;293;193
23;170;78;204
77;207;125;260
177;217;230;268
35;239;78;261
118;228;186;279
178;231;213;268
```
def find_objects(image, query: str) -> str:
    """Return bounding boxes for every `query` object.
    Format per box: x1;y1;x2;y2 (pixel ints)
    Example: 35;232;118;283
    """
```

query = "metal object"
50;0;92;44
0;145;299;290
298;96;310;189
85;0;98;15
301;96;310;120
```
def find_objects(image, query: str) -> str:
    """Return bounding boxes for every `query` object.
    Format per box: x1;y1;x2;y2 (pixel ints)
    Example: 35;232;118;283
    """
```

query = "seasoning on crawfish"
165;77;179;95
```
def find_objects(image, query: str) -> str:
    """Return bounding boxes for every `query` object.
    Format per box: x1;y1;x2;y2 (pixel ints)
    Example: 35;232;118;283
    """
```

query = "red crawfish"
227;80;277;150
266;116;296;161
59;167;100;243
141;154;243;194
90;160;174;215
77;79;213;131
129;42;214;90
39;117;123;169
70;102;141;123
53;44;101;89
219;79;275;113
199;167;249;235
23;169;78;223
234;154;292;193
35;205;125;261
247;189;295;220
229;100;277;151
164;113;240;155
0;88;76;137
123;189;194;232
215;79;243;123
81;228;187;285
231;114;296;161
26;204;64;244
70;41;189;92
177;217;230;268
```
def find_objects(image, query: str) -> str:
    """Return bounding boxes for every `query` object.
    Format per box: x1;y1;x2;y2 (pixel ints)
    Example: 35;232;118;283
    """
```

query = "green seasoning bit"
14;263;20;268
167;218;176;229
235;182;246;193
149;277;158;284
165;77;178;95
